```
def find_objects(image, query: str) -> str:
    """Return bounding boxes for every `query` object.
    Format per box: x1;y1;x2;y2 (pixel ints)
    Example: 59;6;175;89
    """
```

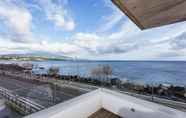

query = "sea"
1;60;185;86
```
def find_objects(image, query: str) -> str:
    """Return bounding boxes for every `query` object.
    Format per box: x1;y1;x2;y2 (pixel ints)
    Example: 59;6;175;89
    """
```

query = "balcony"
25;88;186;118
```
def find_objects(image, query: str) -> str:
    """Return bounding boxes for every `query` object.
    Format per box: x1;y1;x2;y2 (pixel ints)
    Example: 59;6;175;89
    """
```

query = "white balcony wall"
25;90;102;118
25;88;186;118
101;89;186;118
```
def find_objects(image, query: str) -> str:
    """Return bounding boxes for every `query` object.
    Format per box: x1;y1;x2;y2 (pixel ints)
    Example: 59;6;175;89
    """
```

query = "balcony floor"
88;108;121;118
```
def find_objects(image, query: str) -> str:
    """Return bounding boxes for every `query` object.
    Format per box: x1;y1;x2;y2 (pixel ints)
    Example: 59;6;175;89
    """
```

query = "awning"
112;0;186;30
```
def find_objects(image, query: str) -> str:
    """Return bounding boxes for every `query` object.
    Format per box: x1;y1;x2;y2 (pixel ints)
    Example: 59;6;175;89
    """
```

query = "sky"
0;0;186;60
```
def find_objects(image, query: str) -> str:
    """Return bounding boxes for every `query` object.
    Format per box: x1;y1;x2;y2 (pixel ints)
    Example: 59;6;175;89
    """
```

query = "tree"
102;64;112;78
47;66;60;78
90;64;112;85
90;65;101;78
47;66;60;103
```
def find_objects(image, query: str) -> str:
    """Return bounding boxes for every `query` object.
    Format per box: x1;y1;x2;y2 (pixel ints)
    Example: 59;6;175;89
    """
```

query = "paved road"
0;74;87;107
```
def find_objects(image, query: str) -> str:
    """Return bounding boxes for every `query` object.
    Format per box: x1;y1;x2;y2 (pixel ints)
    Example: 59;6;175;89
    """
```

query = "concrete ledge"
25;88;186;118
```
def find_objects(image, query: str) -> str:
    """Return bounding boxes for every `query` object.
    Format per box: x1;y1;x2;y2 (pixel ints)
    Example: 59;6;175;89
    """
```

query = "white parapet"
25;88;186;118
24;89;102;118
101;89;186;118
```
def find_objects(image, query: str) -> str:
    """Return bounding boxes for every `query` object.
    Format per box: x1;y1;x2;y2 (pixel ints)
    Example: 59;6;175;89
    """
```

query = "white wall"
25;90;102;118
25;88;186;118
101;89;186;118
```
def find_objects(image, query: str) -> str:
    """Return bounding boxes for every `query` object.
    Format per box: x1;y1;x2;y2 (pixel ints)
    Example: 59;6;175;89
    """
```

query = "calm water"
1;61;186;86
32;61;186;86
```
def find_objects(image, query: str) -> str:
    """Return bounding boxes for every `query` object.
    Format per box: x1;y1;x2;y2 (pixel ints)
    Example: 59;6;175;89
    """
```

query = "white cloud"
36;0;75;31
0;1;31;34
98;11;123;32
0;0;32;43
1;28;186;60
38;41;81;55
108;20;140;40
97;0;124;32
170;32;186;50
73;33;101;48
62;21;186;59
64;20;75;31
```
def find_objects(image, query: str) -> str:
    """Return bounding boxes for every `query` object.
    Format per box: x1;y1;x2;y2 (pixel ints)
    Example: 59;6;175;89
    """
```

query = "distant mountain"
0;53;73;61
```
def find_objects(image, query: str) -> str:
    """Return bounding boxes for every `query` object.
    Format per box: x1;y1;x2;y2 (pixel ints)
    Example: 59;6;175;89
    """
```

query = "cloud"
98;0;140;38
97;0;124;32
0;0;32;43
0;0;186;60
98;11;123;32
1;29;186;60
108;20;140;39
36;0;75;31
66;23;186;59
157;52;183;58
38;41;81;55
67;31;141;55
170;32;186;50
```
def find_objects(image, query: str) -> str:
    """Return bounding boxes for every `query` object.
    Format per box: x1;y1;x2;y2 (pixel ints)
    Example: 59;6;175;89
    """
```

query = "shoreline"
0;60;186;86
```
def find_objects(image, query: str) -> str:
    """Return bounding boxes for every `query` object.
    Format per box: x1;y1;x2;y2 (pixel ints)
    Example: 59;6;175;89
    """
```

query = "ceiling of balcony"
112;0;186;30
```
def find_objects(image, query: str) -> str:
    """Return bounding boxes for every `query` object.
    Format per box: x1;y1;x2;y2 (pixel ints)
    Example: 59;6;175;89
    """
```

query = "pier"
0;87;45;115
